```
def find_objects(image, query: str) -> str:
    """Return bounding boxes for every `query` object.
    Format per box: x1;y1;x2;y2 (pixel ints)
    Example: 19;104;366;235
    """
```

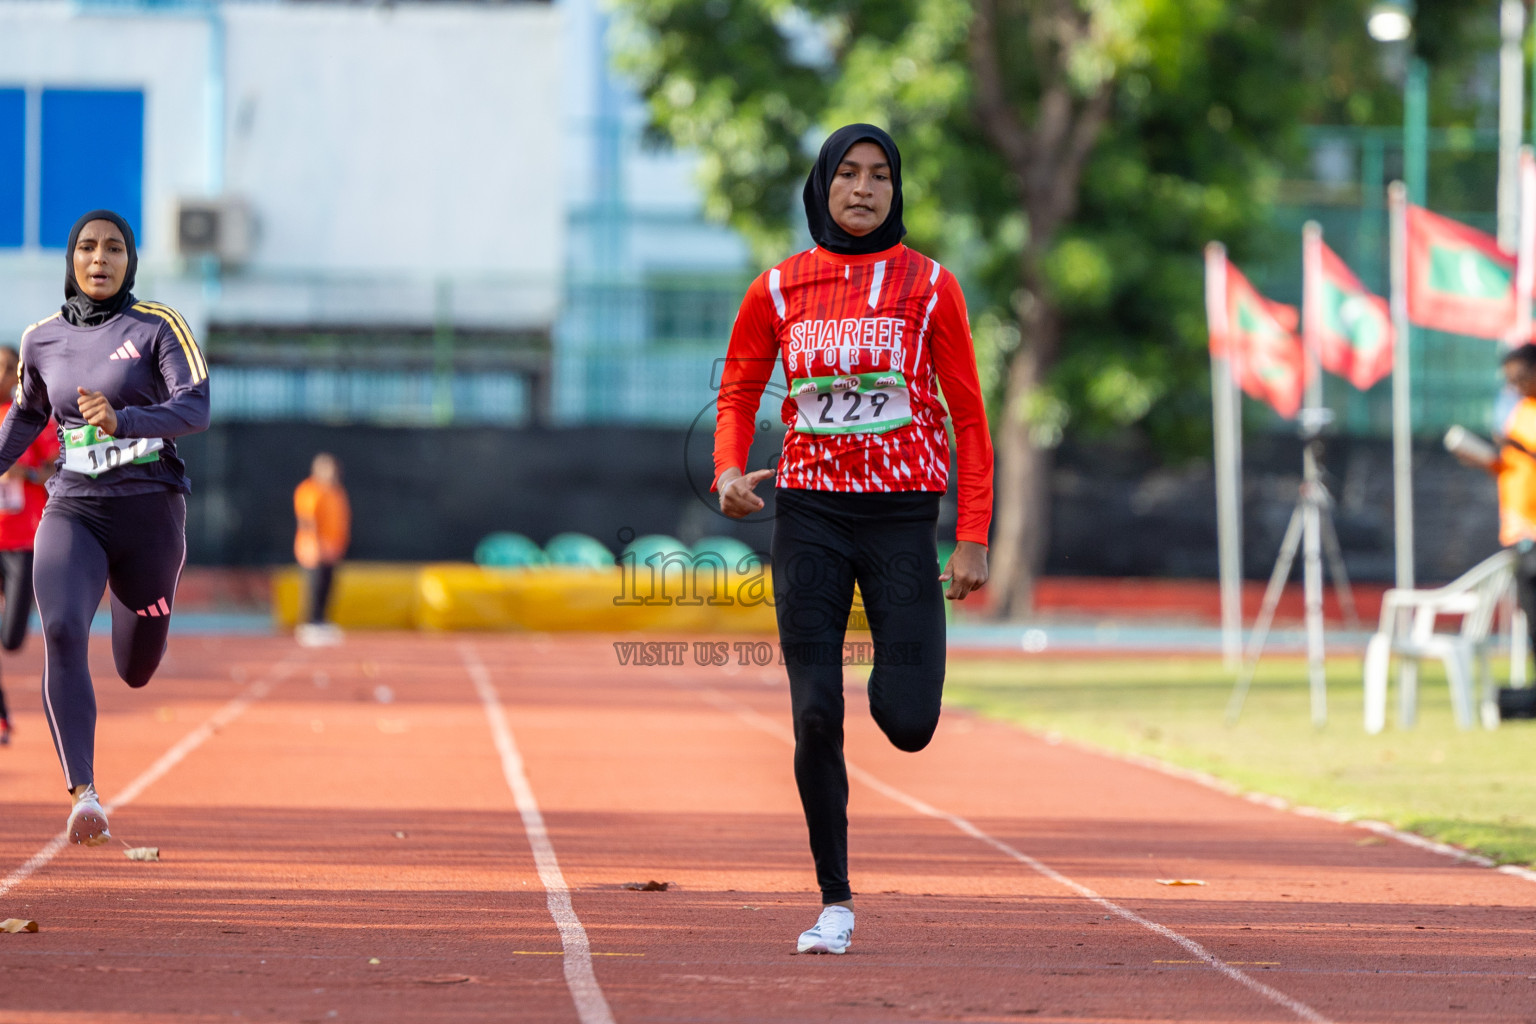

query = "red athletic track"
1;633;1534;1024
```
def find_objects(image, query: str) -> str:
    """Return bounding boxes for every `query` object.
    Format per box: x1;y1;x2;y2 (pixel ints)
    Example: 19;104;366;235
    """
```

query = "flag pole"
1512;145;1535;347
1206;242;1243;670
1302;222;1324;413
1301;221;1327;725
1388;182;1415;591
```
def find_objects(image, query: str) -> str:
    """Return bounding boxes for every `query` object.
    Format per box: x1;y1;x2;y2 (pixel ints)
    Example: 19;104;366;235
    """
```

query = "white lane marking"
692;686;1333;1024
1;659;294;901
460;643;615;1024
1038;731;1536;883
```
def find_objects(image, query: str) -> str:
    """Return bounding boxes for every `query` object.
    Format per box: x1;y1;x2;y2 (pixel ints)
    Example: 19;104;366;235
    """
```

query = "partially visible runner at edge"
0;209;210;845
714;124;994;954
0;344;58;746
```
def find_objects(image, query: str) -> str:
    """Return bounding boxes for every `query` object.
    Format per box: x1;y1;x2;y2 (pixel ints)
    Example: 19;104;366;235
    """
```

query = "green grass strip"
941;655;1536;867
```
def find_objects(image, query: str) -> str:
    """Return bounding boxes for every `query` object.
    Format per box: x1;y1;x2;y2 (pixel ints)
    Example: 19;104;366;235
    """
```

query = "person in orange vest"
293;452;350;646
0;345;58;746
1454;343;1536;664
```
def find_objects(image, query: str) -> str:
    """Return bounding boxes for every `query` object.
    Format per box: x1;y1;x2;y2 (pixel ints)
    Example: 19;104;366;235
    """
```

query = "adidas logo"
135;597;171;618
109;341;142;361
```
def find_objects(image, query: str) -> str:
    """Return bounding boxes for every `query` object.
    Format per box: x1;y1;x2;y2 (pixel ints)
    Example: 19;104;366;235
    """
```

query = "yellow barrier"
271;563;421;630
415;565;779;633
271;562;866;633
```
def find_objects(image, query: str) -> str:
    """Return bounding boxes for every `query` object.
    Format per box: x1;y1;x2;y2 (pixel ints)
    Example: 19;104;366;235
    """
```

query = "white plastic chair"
1362;549;1526;733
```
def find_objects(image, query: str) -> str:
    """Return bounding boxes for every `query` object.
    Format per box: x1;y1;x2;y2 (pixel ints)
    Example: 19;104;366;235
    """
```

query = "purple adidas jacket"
0;301;211;496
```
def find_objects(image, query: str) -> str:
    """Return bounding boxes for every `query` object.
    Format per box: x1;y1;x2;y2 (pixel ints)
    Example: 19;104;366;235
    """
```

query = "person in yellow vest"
1455;343;1536;663
293;453;350;646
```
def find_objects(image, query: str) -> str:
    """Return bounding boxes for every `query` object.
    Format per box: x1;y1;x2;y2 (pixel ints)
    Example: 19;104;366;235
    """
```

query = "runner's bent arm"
111;319;211;439
714;276;780;514
929;273;994;547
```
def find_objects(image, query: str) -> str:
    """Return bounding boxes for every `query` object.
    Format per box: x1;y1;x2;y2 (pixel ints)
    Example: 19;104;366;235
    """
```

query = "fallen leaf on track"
368;957;381;965
124;847;160;862
416;975;472;985
623;880;669;891
1;919;38;933
1155;879;1206;886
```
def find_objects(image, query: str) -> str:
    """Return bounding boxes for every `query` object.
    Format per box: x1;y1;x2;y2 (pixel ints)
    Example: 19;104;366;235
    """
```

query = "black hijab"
61;209;137;328
802;123;906;256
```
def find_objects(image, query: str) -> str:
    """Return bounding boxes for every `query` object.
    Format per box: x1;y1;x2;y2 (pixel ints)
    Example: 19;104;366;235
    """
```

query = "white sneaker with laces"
67;784;111;847
796;905;853;954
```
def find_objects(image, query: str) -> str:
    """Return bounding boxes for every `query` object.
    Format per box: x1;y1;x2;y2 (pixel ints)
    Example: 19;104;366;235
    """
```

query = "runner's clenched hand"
941;540;988;600
718;467;774;518
77;388;118;435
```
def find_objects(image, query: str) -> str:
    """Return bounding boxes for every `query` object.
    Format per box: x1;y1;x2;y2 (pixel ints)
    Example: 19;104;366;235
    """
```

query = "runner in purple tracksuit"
0;209;210;845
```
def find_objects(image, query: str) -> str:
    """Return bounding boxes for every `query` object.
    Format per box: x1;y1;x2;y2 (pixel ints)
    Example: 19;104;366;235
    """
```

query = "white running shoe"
296;623;344;648
796;905;853;954
67;784;111;847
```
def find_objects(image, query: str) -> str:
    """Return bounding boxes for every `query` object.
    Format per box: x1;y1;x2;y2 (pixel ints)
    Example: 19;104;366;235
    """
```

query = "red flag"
1406;204;1517;339
1207;248;1307;419
1307;236;1394;391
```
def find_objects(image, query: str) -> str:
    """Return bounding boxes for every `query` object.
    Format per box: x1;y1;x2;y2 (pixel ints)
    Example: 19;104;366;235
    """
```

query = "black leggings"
0;548;32;722
36;491;187;790
1517;545;1536;661
772;488;947;905
304;564;336;625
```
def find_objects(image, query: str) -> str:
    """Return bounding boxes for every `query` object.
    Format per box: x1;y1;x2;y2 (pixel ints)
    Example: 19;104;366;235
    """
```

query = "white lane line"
460;643;615;1024
1;659;295;902
1050;733;1536;884
693;686;1334;1024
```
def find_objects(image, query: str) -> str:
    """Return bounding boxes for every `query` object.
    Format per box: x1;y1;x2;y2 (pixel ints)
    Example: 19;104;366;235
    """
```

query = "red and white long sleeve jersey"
714;243;994;545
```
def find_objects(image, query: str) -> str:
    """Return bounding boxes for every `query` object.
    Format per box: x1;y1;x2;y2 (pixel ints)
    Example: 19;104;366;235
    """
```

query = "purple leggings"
36;491;186;790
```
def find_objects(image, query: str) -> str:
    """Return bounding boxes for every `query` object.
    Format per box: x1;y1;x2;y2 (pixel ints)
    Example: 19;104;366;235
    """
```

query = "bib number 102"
91;445;130;471
62;428;163;478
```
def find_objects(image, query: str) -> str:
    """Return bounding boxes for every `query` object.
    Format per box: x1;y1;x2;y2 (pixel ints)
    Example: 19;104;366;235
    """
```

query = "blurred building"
0;0;750;431
0;0;760;564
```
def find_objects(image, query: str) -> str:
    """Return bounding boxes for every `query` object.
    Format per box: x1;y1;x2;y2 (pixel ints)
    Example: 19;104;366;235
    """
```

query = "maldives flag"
1406;204;1517;339
1206;246;1307;419
1306;234;1393;390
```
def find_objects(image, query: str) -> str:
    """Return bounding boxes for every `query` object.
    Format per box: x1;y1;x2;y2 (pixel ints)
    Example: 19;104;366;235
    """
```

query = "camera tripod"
1225;431;1360;726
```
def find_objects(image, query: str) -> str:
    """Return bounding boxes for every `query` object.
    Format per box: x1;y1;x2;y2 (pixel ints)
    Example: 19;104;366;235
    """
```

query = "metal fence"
212;367;532;426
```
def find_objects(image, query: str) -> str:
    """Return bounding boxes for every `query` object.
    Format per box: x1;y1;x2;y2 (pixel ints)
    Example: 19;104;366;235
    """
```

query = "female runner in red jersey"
714;124;993;954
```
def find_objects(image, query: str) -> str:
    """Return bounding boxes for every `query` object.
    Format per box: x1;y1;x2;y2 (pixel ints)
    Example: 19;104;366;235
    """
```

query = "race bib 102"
61;425;163;478
790;372;913;436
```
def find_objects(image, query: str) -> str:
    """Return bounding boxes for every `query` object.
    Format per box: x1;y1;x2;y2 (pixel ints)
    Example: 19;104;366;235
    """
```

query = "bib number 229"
791;372;913;436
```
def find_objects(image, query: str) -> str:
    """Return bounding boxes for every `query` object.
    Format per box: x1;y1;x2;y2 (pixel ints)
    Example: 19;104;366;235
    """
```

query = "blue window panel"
40;89;143;248
0;89;23;248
